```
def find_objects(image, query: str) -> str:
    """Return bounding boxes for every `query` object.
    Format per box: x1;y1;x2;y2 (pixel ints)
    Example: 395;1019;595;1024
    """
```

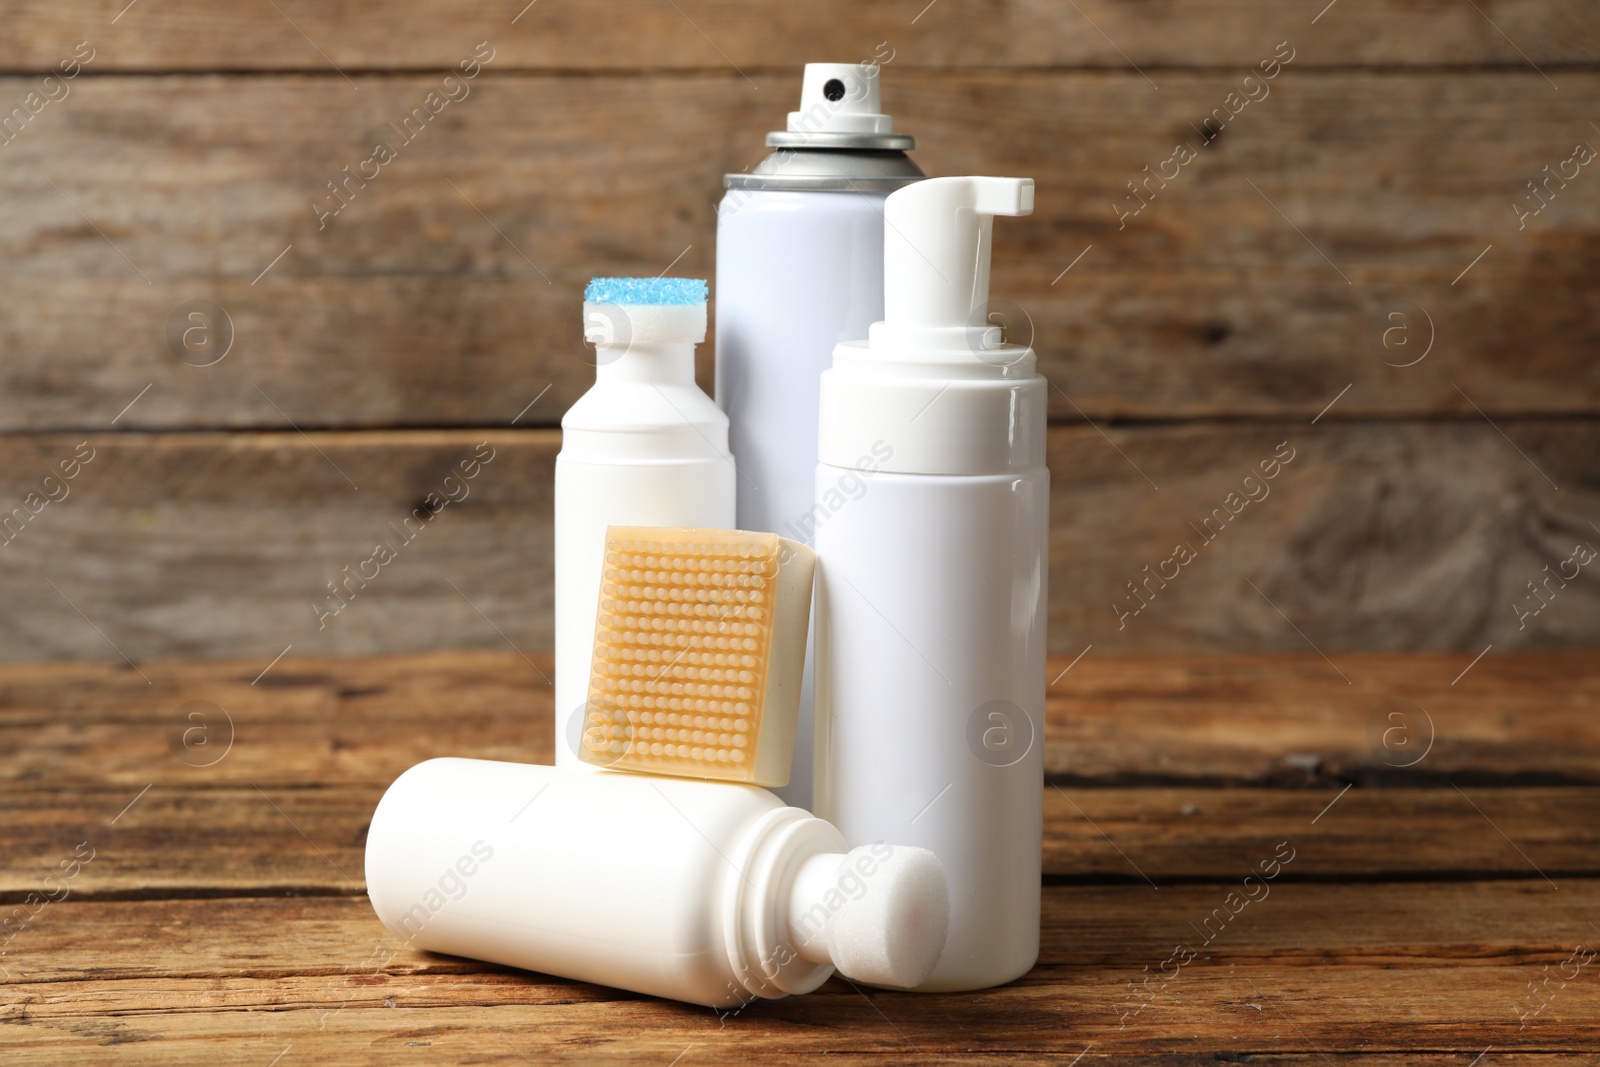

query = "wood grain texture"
0;430;557;663
1046;419;1600;654
6;650;1597;790
2;650;1594;1060
0;71;1596;430
1043;650;1600;787
1;885;1597;1057
1;981;1593;1064
4;651;1596;893
3;0;1598;71
2;418;1593;662
4;782;1592;895
9;881;1598;982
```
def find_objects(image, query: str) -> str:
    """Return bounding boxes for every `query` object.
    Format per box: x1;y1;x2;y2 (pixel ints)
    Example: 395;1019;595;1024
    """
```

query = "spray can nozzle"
787;62;893;136
880;176;1034;352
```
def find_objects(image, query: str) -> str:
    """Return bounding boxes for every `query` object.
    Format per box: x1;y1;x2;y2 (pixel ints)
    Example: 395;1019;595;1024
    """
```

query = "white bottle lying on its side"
365;758;952;1008
554;278;735;767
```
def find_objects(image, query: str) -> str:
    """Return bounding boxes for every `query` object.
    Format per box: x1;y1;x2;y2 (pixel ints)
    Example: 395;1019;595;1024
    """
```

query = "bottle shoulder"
562;381;728;433
818;369;1046;475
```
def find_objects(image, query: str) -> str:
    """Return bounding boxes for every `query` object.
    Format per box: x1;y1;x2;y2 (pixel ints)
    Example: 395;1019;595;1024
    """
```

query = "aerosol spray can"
715;61;924;808
813;177;1046;991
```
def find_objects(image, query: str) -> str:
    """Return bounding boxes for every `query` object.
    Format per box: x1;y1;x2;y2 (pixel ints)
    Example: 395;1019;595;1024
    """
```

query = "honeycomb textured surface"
583;528;784;781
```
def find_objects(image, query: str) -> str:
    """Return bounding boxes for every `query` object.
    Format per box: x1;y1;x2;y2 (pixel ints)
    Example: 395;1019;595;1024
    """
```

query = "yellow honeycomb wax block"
580;526;816;786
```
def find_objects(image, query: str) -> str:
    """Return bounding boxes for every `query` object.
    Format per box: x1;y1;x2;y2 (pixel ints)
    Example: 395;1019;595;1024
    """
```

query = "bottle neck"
787;852;846;965
593;342;697;385
721;807;844;1003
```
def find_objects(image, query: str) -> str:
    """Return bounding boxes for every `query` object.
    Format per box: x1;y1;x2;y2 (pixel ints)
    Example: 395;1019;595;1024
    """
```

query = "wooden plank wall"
0;1;1596;663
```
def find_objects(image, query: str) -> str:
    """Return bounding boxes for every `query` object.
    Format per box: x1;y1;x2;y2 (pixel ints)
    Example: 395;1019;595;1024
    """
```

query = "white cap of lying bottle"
364;758;950;1009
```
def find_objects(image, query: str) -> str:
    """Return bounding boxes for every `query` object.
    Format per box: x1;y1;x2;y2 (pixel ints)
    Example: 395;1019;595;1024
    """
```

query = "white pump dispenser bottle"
813;176;1047;992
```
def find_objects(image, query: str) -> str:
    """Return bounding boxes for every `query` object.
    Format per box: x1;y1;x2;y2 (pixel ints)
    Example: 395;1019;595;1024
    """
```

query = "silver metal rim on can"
725;142;925;193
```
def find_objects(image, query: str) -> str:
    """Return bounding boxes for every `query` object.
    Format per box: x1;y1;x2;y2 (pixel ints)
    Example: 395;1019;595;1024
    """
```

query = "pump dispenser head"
819;175;1045;477
880;176;1034;353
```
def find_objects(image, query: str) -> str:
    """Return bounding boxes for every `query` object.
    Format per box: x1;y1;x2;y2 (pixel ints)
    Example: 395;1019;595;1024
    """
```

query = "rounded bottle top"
821;845;950;989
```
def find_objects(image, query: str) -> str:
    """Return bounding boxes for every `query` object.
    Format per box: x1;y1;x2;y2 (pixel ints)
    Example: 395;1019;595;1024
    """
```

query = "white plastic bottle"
716;62;924;809
365;758;951;1008
555;279;735;766
813;176;1046;992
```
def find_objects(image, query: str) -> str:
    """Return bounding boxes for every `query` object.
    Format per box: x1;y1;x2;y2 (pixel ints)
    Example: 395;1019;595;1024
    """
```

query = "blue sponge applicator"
582;278;708;345
584;277;707;306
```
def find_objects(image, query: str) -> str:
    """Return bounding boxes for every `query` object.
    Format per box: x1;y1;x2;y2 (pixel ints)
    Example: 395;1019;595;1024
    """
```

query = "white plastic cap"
786;62;892;136
582;302;707;346
825;845;950;989
883;176;1034;343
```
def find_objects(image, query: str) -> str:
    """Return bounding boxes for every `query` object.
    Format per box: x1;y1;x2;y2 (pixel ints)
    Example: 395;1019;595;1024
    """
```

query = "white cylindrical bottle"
365;758;951;1008
813;177;1047;992
716;62;924;809
555;279;735;766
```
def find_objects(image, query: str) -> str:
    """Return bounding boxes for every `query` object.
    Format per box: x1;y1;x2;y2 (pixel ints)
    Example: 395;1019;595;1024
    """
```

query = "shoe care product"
365;758;950;1008
716;62;925;808
580;526;815;786
813;176;1046;991
555;279;735;766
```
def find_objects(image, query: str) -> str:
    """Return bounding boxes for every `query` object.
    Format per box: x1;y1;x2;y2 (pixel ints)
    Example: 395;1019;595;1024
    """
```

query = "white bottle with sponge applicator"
364;757;951;1008
813;176;1047;992
554;278;736;767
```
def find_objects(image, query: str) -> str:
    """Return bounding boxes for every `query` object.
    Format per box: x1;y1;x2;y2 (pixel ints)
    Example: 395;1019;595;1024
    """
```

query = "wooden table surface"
2;649;1596;1063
